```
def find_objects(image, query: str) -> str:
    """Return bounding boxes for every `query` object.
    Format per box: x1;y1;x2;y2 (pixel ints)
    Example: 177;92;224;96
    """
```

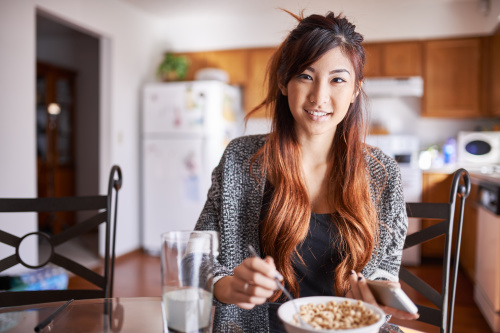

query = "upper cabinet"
363;43;382;77
175;48;276;118
422;38;485;118
173;33;499;119
364;41;423;78
245;48;276;117
490;25;500;116
175;49;249;87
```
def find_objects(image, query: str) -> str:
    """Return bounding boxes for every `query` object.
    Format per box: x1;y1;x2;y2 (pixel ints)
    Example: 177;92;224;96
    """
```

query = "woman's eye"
297;74;312;80
332;77;346;83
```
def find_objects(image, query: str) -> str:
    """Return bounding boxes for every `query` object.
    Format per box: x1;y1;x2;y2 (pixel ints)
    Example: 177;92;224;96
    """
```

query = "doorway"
36;12;101;267
36;62;77;234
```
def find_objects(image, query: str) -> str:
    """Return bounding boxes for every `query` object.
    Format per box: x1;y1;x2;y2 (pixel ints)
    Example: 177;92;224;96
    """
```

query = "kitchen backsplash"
367;96;497;149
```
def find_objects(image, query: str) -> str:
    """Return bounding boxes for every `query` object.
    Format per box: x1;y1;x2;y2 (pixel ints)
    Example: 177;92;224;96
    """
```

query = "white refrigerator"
141;81;243;255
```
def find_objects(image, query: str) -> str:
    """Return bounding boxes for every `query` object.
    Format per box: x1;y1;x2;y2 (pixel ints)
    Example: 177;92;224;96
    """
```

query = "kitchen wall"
156;0;500;52
0;0;166;263
367;96;497;149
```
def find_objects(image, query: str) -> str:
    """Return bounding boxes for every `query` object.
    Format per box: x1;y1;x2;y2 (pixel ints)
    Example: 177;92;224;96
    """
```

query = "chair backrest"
399;168;470;333
0;165;122;308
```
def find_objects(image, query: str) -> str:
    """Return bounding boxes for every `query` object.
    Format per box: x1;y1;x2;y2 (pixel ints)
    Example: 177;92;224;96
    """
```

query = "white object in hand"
163;288;212;332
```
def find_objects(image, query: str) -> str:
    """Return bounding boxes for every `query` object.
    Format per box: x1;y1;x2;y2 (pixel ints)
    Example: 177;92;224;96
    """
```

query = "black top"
259;182;343;300
294;212;342;297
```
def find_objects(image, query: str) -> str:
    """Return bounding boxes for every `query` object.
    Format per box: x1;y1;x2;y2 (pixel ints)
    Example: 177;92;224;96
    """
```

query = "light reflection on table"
0;297;423;333
0;297;162;333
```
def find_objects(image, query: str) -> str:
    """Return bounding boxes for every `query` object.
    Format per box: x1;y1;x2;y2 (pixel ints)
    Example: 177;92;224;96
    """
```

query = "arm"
194;159;233;285
352;150;416;319
194;135;277;308
195;161;278;309
364;152;408;282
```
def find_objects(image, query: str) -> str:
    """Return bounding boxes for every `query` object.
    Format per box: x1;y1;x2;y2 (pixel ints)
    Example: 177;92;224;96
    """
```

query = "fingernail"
350;270;356;275
275;271;283;281
357;276;363;281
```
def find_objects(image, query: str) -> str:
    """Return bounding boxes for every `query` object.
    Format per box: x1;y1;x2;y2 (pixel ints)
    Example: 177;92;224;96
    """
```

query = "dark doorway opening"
36;12;100;267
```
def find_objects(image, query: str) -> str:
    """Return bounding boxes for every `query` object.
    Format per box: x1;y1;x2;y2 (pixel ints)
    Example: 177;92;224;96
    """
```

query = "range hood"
363;76;423;97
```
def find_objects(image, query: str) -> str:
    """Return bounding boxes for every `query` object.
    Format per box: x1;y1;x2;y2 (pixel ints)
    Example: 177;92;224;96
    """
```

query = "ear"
351;82;361;103
279;83;288;96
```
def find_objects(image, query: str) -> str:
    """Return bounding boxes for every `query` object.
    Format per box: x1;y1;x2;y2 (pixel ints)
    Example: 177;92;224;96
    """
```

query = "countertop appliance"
474;181;500;332
458;131;500;165
141;81;242;255
366;134;422;265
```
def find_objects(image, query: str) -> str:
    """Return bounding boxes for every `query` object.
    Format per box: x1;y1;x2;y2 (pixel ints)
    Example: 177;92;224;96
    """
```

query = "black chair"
0;165;122;308
399;168;470;333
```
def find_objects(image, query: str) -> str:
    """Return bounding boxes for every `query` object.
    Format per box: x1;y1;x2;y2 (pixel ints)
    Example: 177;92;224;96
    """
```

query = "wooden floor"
69;251;492;333
390;258;492;332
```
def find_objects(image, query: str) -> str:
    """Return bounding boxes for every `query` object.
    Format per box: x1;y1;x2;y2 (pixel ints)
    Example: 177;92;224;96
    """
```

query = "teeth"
306;110;328;116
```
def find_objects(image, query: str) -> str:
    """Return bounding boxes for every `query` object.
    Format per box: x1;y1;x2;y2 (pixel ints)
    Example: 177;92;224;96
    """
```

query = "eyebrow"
306;67;351;76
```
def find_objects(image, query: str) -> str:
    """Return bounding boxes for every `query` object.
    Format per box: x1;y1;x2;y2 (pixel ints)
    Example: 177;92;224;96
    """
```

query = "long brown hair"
246;11;379;298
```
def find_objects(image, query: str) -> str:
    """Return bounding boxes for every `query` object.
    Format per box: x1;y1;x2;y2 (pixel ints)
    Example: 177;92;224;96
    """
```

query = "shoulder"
363;145;404;203
224;134;268;158
363;145;401;184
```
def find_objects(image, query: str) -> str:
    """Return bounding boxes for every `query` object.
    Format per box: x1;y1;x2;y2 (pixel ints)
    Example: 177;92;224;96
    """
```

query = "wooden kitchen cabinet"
363;41;423;77
173;36;491;119
421;172;477;281
175;49;248;86
460;181;478;282
363;43;383;77
490;25;500;116
245;47;276;117
421;173;454;258
175;48;275;117
422;38;485;118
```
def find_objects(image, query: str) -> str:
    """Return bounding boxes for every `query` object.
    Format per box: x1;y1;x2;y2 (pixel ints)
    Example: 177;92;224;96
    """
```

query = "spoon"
247;245;313;329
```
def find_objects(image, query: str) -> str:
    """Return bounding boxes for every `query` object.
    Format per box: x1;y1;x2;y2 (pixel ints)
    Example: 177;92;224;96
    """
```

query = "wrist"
213;276;233;304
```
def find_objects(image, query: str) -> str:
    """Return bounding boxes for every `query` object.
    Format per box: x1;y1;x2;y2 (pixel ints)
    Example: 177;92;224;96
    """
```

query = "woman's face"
281;47;358;141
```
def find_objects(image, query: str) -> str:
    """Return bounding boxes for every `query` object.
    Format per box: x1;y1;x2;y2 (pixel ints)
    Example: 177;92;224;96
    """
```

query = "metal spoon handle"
275;281;293;301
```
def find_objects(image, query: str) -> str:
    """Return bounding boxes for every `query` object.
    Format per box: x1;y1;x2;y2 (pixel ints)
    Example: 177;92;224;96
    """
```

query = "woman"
195;10;418;332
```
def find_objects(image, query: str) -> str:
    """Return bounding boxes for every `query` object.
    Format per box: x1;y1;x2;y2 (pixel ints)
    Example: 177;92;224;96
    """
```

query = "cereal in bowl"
293;299;381;330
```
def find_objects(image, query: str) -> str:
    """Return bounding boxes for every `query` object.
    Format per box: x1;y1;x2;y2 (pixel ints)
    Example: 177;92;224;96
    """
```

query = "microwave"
457;131;500;164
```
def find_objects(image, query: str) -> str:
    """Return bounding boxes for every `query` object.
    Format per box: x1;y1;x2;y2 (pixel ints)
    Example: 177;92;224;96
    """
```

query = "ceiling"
117;0;483;20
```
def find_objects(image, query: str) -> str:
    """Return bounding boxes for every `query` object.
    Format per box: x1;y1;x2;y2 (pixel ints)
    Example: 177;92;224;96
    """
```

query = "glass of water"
161;231;214;333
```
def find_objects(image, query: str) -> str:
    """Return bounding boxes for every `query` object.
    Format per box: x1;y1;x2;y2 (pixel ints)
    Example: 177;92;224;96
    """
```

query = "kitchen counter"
469;172;500;186
423;164;500;186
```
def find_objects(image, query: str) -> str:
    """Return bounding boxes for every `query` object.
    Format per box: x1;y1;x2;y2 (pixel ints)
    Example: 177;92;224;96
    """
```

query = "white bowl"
277;296;385;333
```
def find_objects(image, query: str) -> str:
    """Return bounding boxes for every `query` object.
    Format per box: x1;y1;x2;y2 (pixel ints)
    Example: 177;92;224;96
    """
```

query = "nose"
309;80;329;107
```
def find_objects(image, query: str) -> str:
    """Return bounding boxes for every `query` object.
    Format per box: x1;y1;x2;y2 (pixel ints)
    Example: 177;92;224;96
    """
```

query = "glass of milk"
161;231;214;333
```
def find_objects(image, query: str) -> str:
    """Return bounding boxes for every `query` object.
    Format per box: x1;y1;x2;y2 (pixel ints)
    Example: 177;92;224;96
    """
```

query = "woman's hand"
346;271;419;321
214;256;281;310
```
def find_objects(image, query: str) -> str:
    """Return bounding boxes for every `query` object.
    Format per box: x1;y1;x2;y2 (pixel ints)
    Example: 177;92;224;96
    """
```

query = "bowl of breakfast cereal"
277;296;385;333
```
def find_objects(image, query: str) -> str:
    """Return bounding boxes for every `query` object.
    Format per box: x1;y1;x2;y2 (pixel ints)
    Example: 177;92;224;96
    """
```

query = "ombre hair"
246;11;380;298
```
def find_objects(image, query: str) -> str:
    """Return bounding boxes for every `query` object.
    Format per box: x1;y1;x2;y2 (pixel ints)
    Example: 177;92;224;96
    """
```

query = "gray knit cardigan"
195;134;408;333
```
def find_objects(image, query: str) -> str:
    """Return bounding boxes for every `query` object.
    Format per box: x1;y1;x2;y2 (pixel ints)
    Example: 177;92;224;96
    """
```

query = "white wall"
0;0;165;262
155;0;500;52
0;1;39;274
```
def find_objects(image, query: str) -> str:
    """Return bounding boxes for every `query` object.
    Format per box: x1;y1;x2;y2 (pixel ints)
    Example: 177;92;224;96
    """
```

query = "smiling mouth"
305;109;332;117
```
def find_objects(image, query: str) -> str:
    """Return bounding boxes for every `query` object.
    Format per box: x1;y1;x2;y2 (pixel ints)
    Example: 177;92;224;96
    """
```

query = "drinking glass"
160;231;214;333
